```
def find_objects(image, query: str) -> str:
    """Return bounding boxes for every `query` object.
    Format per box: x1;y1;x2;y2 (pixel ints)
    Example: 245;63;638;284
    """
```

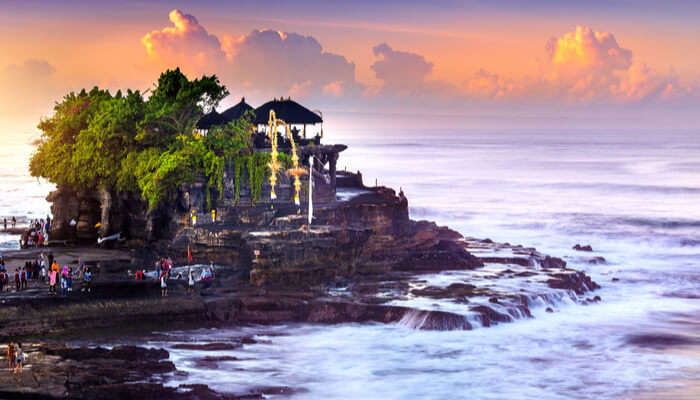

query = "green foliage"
29;69;258;211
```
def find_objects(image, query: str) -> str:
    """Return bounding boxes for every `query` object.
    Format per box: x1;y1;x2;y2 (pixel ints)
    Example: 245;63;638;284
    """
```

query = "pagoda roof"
254;98;323;125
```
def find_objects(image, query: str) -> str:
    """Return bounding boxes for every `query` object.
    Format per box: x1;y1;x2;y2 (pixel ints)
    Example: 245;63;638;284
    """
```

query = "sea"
1;119;699;399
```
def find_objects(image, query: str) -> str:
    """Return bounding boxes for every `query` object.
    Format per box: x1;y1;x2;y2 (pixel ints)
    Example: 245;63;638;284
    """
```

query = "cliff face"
46;165;484;290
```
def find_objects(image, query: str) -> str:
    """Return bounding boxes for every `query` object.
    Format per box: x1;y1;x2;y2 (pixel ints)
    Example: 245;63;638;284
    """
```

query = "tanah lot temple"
47;95;360;252
191;96;348;208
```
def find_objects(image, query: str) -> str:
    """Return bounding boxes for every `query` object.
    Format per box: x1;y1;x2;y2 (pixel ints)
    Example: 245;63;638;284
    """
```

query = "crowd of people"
131;257;216;297
19;216;51;248
0;252;91;296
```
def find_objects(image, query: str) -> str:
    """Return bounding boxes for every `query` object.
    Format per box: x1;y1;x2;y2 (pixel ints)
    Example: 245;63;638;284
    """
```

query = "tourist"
209;261;216;279
1;269;8;292
200;266;212;290
51;260;60;281
60;271;67;296
2;218;6;230
40;262;47;282
82;268;91;293
11;217;16;229
14;269;20;291
67;267;73;293
188;268;195;295
0;269;5;292
21;267;27;289
48;267;57;295
7;342;14;371
13;343;23;374
160;271;168;297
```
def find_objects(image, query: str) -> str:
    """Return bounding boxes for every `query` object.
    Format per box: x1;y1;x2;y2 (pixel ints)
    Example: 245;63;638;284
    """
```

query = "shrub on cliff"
29;68;266;210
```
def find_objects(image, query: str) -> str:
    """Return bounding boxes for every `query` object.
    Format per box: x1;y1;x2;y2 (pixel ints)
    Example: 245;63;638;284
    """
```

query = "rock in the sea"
572;244;593;252
546;271;600;295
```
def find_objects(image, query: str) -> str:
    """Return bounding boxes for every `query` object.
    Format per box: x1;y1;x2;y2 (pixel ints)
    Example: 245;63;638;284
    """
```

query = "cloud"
371;43;434;93
139;13;697;110
141;11;360;101
462;69;525;100
547;26;632;77
323;80;345;97
141;9;224;74
221;29;359;98
459;26;684;104
0;59;59;119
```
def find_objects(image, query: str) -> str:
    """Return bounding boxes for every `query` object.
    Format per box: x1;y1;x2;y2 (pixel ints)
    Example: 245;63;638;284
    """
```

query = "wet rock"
546;271;600;295
626;333;700;349
572;244;593;252
240;336;257;345
469;305;513;327
0;344;181;399
192;356;239;369
588;256;606;264
171;343;241;351
545;307;554;313
540;256;567;269
399;309;472;330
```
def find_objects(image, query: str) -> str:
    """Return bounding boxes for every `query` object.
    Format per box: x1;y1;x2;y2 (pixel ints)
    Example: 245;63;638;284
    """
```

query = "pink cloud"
221;29;358;97
141;9;224;74
323;80;345;97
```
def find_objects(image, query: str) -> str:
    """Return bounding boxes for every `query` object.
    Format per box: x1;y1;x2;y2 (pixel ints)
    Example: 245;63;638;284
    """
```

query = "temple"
45;96;356;246
192;96;346;206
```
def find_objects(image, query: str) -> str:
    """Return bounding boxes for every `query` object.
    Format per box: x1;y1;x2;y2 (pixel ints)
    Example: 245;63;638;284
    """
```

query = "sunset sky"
2;0;700;137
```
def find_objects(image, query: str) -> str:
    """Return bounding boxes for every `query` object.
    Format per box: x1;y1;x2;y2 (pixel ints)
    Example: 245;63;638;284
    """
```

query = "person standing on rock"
7;342;15;371
3;218;6;230
48;267;57;295
188;268;195;296
67;267;73;294
82;268;92;293
60;268;67;296
11;217;16;229
13;343;23;374
160;270;168;297
14;269;20;292
20;267;27;289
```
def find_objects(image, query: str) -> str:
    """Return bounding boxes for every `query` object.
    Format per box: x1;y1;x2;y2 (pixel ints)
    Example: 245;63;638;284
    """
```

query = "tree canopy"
29;68;261;210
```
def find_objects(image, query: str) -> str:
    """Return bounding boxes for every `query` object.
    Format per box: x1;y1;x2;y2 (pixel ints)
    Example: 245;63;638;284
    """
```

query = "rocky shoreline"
0;182;602;398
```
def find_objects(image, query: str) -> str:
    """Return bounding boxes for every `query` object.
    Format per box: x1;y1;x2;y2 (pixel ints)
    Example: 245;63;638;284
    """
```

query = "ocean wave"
539;182;700;194
613;216;700;229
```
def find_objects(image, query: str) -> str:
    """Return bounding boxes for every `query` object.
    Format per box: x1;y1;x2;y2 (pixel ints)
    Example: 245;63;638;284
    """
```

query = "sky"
2;0;700;139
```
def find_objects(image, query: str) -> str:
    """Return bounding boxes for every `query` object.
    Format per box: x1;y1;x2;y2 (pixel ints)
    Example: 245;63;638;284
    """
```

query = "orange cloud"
547;26;632;76
0;59;60;119
139;13;695;107
141;11;359;101
141;9;224;74
459;26;681;104
462;69;524;100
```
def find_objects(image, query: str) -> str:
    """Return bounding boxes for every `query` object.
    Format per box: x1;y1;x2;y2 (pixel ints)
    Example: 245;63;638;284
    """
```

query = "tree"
30;68;264;211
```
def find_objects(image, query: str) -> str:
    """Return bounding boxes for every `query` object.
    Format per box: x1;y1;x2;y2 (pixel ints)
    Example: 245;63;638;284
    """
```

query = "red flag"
187;245;192;262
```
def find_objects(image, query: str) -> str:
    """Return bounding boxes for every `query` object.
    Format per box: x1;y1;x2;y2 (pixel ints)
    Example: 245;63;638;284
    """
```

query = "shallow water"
5;125;700;398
